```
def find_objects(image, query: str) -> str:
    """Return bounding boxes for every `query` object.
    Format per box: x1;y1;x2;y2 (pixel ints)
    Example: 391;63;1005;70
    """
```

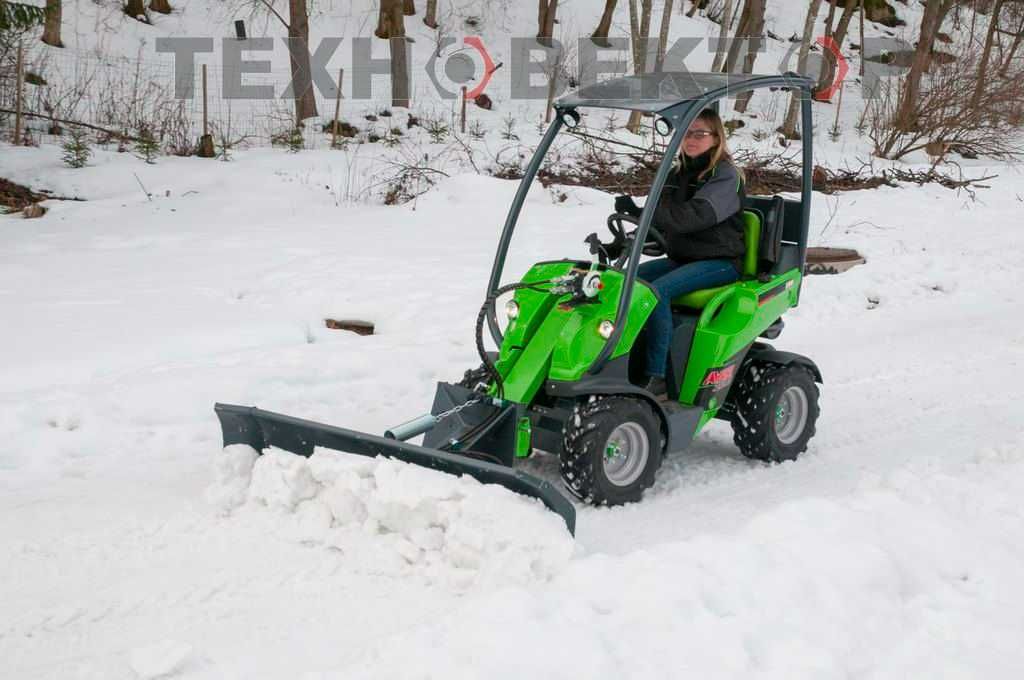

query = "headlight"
598;320;614;339
505;300;520;320
654;117;673;136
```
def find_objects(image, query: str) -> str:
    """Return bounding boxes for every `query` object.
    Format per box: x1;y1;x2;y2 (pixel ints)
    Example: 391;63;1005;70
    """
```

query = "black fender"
545;358;704;454
745;344;823;383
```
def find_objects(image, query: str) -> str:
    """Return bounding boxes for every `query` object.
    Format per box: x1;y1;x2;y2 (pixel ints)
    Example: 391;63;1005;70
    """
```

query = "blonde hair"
679;108;739;182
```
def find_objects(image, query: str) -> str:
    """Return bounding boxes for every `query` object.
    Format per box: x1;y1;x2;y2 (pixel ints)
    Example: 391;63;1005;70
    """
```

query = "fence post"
198;63;215;157
332;67;344;148
859;1;865;77
202;64;208;136
832;80;844;135
460;85;467;133
14;41;24;145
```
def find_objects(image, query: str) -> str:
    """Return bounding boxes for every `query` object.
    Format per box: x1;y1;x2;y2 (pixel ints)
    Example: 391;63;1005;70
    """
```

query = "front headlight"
505;300;520;320
598;320;614;339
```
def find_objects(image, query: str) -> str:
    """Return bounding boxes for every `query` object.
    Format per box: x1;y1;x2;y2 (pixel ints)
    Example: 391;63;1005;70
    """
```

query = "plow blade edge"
214;403;575;535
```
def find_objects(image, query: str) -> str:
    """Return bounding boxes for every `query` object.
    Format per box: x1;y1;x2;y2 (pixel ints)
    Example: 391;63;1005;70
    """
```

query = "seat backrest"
740;209;761;278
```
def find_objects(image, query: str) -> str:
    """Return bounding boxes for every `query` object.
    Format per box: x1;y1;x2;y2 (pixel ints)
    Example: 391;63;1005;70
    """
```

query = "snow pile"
207;447;575;587
330;443;1024;679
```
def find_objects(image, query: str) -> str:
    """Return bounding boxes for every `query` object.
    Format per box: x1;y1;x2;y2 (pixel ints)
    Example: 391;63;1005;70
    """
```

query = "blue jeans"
637;258;739;377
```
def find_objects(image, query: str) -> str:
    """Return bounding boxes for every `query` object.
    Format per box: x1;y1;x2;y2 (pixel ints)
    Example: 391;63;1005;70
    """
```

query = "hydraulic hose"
441;279;553;452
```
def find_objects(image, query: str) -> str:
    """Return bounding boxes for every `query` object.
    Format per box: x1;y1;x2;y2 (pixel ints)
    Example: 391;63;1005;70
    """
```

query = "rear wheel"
560;396;664;505
731;362;820;462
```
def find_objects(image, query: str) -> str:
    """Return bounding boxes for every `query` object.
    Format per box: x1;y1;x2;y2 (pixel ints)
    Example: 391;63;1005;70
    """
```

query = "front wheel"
560;396;664;505
731;362;820;462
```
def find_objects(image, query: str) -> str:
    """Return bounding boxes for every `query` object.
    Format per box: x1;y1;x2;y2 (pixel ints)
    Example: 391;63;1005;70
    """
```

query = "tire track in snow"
572;305;1024;554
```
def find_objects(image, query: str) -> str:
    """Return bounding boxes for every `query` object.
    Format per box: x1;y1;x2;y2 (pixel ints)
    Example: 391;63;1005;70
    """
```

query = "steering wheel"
606;213;669;259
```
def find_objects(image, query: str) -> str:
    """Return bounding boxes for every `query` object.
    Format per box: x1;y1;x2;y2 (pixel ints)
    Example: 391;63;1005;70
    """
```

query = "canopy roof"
555;71;814;117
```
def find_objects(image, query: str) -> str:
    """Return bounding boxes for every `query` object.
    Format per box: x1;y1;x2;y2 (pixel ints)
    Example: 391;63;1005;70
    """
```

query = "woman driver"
614;108;746;395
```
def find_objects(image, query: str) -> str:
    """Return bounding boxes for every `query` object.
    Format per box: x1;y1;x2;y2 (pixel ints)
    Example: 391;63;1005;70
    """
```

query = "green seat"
671;210;761;309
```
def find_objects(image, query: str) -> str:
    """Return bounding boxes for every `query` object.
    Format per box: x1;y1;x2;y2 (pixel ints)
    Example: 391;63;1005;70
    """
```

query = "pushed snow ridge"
207;445;575;588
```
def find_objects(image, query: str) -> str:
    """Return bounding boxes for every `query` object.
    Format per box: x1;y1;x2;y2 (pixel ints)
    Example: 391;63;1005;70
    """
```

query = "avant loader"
216;72;823;535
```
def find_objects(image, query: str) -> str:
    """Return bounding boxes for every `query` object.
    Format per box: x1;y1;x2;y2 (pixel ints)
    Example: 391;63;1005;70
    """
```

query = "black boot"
645;375;667;396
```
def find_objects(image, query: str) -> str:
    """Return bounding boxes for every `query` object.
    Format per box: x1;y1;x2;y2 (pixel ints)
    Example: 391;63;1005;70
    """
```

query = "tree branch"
254;0;289;29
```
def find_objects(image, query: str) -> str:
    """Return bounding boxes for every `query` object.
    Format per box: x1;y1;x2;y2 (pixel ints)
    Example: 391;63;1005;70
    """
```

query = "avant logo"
702;364;737;388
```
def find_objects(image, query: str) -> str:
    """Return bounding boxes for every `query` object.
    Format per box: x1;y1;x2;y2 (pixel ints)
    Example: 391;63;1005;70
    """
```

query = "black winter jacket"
649;152;746;265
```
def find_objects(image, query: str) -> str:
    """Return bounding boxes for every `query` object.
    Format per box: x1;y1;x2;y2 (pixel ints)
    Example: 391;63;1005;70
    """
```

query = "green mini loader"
216;72;823;535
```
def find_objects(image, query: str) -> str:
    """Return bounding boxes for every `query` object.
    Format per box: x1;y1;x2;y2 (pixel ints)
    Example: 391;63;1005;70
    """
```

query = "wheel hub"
774;386;809;445
602;422;650;487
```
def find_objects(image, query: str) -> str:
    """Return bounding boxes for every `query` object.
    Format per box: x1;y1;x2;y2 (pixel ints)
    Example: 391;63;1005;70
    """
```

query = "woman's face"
682;118;717;158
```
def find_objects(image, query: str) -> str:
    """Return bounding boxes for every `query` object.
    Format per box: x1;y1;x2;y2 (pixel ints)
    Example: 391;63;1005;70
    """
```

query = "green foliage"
0;1;45;32
500;114;518;141
134;126;160;164
286;125;304;153
61;128;92;169
424;117;449;143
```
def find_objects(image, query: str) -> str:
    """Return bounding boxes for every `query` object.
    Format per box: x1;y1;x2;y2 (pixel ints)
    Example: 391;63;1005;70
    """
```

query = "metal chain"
435;397;482;423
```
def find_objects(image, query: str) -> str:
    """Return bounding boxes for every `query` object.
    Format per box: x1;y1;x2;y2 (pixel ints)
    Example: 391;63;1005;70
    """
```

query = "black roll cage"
484;72;816;374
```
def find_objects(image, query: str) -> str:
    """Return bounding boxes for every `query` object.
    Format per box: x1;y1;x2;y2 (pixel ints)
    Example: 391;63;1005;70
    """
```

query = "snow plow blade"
214;403;576;535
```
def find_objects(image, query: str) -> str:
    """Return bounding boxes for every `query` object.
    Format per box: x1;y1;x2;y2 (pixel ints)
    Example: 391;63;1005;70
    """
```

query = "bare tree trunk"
823;0;839;37
403;0;415;16
655;0;675;71
859;0;865;75
732;0;764;112
817;0;857;99
969;1;979;44
424;0;438;28
544;0;558;41
288;0;317;122
627;0;653;132
711;0;735;72
124;0;147;21
376;1;392;38
781;0;823;137
42;0;63;47
628;0;641;69
382;0;410;108
722;0;752;73
997;28;1023;76
545;3;558;36
896;0;954;131
592;0;618;45
833;0;857;46
149;0;172;14
538;0;558;42
972;0;1004;107
639;0;653;55
686;0;700;18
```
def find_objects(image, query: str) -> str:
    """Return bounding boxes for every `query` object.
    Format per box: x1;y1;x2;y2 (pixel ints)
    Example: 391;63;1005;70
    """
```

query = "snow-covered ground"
2;137;1024;679
4;0;1024;677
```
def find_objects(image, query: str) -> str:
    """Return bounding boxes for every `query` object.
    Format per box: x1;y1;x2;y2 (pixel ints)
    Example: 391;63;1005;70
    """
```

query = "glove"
614;195;641;217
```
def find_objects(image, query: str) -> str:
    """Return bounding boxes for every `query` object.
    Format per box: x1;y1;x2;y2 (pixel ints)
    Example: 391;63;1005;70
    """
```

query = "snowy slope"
22;0;988;164
2;137;1024;678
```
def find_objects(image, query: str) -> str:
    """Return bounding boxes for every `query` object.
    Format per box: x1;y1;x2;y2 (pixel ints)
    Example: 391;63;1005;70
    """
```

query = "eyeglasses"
684;129;716;140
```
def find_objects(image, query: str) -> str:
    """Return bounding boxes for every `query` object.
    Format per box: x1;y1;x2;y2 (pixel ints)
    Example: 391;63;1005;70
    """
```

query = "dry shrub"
866;36;1024;161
